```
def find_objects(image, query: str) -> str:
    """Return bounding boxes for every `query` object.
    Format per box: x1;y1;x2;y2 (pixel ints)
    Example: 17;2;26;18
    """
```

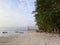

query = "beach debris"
45;43;47;45
2;32;8;34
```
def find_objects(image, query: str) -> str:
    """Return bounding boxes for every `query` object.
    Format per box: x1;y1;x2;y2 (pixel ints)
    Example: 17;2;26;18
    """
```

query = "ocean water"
0;27;27;35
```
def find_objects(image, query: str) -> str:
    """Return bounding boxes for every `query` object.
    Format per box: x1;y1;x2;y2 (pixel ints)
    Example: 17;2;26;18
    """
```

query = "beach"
0;31;60;45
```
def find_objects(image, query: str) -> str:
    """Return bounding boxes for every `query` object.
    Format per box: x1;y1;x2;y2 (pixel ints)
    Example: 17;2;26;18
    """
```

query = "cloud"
0;0;36;27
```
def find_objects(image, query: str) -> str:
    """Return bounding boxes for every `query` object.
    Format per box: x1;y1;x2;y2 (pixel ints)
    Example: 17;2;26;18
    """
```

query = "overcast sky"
0;0;36;27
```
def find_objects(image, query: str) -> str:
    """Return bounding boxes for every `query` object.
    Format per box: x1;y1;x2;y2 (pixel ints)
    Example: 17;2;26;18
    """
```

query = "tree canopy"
34;0;60;33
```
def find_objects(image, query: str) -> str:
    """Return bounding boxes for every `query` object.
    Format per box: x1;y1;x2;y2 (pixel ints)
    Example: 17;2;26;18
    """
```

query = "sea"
0;27;28;36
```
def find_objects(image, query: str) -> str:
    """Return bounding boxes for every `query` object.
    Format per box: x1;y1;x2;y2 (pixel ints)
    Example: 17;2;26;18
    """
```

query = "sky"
0;0;36;27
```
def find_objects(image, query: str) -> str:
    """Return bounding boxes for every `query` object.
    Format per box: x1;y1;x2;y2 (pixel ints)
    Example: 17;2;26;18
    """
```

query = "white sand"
0;31;60;45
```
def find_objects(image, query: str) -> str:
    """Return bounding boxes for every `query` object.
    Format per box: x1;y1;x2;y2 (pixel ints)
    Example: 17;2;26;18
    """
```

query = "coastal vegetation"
34;0;60;33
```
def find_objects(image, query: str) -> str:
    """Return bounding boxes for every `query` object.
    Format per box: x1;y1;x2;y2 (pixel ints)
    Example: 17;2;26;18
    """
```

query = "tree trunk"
59;28;60;34
57;28;59;34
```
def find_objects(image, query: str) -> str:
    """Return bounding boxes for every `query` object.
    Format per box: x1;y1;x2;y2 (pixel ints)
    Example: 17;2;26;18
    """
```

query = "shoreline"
0;31;60;45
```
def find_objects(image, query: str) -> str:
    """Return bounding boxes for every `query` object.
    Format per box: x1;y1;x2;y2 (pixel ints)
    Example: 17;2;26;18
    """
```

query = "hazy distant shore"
0;31;60;45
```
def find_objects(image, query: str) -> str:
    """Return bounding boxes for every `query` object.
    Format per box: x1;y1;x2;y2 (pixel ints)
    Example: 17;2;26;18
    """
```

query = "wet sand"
0;32;60;45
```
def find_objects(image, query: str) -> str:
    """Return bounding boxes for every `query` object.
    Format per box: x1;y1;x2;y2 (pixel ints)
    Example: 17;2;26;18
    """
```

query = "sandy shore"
0;31;60;45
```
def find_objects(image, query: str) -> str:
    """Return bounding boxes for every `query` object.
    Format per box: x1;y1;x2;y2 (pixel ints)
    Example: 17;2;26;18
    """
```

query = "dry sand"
0;31;60;45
